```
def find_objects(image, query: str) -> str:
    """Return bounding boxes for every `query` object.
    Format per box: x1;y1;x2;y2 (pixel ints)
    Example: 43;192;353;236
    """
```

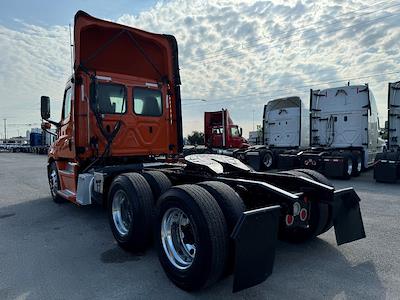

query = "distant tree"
187;131;204;145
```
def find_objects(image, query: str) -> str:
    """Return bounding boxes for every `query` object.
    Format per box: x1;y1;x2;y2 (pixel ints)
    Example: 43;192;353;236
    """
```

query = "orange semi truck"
41;11;366;292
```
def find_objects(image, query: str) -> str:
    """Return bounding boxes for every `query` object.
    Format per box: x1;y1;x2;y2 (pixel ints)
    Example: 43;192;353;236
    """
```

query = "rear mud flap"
231;205;280;293
245;151;262;171
374;160;398;183
332;188;366;245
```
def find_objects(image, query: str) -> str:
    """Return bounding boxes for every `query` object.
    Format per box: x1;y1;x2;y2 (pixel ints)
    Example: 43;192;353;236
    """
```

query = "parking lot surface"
0;153;399;300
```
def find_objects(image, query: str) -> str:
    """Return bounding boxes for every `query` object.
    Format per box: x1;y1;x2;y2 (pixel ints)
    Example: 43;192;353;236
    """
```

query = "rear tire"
196;181;245;232
141;170;172;201
155;184;228;291
108;173;154;252
341;153;353;179
292;169;333;234
197;181;245;275
278;169;330;241
351;153;362;177
261;150;275;170
293;169;333;187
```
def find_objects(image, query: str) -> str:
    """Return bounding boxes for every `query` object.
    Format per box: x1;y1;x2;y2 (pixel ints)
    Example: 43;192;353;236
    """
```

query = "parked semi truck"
204;109;249;153
279;84;385;179
244;96;308;170
374;81;400;182
183;109;248;157
41;11;366;293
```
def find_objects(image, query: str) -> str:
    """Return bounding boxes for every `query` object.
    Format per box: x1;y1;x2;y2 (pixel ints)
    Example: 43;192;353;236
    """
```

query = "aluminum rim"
263;152;273;168
161;207;196;270
112;190;133;237
357;157;362;172
347;158;353;175
49;169;58;197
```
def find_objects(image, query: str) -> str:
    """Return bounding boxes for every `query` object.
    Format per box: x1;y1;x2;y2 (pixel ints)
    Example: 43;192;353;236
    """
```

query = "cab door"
53;85;77;195
54;86;75;159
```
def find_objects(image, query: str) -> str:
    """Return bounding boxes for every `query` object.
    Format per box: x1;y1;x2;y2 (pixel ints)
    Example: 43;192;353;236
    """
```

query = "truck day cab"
204;109;249;153
41;11;366;292
183;109;248;157
279;85;385;179
374;81;400;182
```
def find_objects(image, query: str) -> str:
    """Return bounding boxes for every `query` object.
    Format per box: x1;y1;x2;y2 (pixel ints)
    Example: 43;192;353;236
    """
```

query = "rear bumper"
230;186;365;292
278;152;348;177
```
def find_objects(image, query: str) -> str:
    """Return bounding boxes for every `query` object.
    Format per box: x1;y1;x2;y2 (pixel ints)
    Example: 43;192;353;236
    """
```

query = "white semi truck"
279;84;385;179
374;81;400;182
244;96;308;170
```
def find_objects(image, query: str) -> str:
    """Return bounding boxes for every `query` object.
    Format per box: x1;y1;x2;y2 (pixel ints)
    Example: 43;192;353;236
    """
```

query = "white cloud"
1;0;400;139
0;21;70;136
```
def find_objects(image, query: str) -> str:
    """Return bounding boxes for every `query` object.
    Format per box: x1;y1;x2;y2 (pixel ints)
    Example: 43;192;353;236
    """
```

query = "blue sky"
0;0;158;28
1;0;400;138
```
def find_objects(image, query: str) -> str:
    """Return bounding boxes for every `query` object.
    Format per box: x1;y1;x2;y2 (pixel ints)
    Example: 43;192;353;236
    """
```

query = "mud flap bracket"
332;187;366;245
231;205;280;293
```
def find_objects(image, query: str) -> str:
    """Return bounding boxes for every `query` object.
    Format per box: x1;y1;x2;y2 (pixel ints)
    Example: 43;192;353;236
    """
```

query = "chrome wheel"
346;158;353;175
357;157;362;172
263;152;273;168
112;190;133;237
49;169;58;197
161;207;196;270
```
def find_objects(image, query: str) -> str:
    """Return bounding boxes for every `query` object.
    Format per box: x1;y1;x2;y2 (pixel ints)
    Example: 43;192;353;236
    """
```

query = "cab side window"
62;88;72;119
133;88;163;117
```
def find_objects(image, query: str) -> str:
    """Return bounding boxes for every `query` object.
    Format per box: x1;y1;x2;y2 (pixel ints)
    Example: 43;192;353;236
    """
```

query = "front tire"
108;173;154;252
47;162;66;203
155;185;228;291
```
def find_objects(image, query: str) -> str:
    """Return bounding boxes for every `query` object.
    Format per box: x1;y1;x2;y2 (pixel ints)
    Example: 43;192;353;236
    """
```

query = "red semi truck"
204;109;249;149
40;11;366;293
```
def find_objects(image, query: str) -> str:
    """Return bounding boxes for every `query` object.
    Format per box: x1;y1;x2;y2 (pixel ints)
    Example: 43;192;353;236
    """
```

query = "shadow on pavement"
0;197;386;300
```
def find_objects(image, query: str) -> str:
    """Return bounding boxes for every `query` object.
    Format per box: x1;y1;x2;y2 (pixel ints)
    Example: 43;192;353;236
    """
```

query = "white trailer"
374;81;400;182
279;84;385;179
244;96;308;170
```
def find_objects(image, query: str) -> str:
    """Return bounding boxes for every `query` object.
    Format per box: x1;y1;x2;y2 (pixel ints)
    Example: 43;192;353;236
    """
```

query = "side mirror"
41;96;50;120
239;127;243;137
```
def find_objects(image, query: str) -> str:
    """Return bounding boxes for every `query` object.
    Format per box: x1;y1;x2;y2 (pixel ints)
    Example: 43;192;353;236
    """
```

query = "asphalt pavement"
0;153;399;300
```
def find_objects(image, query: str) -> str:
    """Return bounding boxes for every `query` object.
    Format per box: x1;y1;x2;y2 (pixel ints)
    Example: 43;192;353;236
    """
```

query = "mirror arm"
46;119;61;127
43;128;57;137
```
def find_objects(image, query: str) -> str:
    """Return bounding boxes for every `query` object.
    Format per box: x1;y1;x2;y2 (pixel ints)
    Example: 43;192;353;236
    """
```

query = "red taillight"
299;208;308;221
285;214;294;226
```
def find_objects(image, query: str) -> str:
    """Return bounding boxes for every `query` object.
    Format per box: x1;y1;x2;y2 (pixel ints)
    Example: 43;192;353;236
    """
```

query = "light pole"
252;110;255;131
3;118;6;142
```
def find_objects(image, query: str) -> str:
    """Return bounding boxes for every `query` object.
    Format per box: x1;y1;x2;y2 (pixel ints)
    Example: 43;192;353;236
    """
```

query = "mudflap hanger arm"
296;175;366;245
216;176;365;292
275;174;366;246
